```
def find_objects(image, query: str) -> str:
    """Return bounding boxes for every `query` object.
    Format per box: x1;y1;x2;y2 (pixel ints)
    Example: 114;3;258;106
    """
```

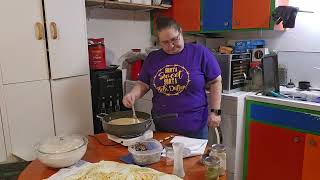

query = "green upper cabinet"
152;0;274;32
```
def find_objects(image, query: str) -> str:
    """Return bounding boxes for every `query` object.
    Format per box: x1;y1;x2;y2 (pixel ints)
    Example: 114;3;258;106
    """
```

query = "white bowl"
36;135;88;168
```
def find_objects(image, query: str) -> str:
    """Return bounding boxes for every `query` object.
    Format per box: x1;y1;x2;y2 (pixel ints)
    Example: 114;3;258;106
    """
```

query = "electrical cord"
88;135;119;146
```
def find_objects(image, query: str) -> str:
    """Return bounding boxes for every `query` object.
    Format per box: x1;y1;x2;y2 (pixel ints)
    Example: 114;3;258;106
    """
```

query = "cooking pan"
97;111;152;138
97;111;178;138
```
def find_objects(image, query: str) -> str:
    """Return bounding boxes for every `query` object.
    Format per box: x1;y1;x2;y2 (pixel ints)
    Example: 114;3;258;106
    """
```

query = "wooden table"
18;132;226;180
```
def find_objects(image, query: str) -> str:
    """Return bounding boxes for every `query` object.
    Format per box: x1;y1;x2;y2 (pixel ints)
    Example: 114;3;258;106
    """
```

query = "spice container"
209;144;226;176
164;143;174;166
203;156;220;180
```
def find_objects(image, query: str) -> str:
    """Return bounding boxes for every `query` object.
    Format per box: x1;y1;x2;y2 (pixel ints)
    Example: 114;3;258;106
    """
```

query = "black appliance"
90;68;125;134
262;53;280;96
215;53;251;93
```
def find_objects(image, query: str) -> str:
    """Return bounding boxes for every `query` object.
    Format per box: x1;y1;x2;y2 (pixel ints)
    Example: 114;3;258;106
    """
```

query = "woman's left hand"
208;113;221;128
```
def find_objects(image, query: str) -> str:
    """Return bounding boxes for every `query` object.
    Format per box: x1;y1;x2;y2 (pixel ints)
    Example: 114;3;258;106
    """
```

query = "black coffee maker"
262;53;280;96
90;66;126;134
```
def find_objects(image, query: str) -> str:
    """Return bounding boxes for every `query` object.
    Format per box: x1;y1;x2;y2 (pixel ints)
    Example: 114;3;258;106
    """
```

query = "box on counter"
234;40;265;53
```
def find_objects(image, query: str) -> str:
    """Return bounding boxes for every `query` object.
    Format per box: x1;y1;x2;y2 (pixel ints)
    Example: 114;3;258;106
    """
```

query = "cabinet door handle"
309;139;317;147
50;22;58;40
35;22;44;40
234;21;240;26
293;137;300;143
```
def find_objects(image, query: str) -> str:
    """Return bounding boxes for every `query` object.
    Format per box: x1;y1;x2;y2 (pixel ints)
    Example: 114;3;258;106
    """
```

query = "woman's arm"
208;75;222;127
122;81;150;108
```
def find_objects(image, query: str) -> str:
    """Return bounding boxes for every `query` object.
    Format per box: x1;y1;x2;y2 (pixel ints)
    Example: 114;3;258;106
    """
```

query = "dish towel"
161;136;208;158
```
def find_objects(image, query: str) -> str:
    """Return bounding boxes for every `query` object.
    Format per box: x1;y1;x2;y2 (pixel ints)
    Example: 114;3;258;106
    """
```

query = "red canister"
130;59;143;81
130;49;143;81
88;38;107;70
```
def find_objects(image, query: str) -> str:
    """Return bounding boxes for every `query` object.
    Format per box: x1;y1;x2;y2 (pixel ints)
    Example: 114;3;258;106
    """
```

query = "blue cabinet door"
202;0;232;31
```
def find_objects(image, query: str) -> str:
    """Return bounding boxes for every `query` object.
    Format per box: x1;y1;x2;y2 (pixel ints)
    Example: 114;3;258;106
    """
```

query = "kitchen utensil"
35;135;88;168
97;111;152;138
262;53;280;96
131;103;139;123
286;79;295;88
153;113;178;122
298;81;311;91
159;135;175;143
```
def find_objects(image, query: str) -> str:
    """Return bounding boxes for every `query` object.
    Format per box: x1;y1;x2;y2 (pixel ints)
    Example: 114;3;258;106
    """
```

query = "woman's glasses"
160;32;181;47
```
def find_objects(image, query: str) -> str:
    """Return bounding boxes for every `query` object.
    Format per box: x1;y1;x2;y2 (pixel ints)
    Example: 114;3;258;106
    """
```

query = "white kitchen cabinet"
0;0;49;84
44;0;89;79
0;109;7;162
0;0;93;161
219;92;250;180
51;75;94;136
3;80;55;161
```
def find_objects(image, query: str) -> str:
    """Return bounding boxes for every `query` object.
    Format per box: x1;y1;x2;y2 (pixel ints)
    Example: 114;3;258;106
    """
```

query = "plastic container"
128;139;162;165
36;135;88;168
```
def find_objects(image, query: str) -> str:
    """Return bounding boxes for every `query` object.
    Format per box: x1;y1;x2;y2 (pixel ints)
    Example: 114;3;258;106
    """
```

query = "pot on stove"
97;111;152;138
298;81;311;91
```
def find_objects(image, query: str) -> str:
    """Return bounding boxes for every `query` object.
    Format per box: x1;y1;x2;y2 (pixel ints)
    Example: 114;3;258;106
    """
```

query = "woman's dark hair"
155;16;181;33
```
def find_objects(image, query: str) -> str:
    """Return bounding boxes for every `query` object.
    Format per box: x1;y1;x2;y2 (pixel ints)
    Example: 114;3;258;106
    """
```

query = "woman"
123;17;222;139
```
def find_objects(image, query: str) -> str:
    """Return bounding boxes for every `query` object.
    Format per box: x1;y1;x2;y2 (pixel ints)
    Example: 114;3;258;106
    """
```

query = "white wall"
86;8;152;66
222;0;320;87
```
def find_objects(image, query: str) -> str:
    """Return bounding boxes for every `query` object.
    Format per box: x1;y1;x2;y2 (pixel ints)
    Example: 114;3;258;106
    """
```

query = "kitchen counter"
18;132;226;180
246;94;320;111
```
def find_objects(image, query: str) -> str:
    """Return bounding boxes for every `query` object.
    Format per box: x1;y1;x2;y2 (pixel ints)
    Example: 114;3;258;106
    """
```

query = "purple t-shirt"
138;43;221;134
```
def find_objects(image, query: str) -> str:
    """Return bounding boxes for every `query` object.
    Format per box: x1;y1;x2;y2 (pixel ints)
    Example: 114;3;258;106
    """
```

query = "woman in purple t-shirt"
123;17;222;139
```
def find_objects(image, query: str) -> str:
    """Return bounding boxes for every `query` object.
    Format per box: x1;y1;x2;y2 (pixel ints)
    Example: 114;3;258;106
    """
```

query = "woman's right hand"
122;93;136;108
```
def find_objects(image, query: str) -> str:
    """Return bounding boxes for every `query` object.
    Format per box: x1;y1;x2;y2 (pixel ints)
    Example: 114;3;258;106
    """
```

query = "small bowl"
128;139;162;165
36;135;88;168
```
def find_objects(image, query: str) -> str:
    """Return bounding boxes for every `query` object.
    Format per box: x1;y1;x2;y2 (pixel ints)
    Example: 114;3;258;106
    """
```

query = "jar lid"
203;156;220;166
37;135;87;154
211;144;226;152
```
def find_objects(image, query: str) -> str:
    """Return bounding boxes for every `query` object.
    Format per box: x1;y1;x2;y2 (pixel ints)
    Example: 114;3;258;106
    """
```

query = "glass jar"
165;147;174;166
209;144;227;176
203;156;220;180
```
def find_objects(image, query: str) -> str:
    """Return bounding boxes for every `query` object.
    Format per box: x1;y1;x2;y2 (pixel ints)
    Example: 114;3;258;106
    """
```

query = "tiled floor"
0;155;28;180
